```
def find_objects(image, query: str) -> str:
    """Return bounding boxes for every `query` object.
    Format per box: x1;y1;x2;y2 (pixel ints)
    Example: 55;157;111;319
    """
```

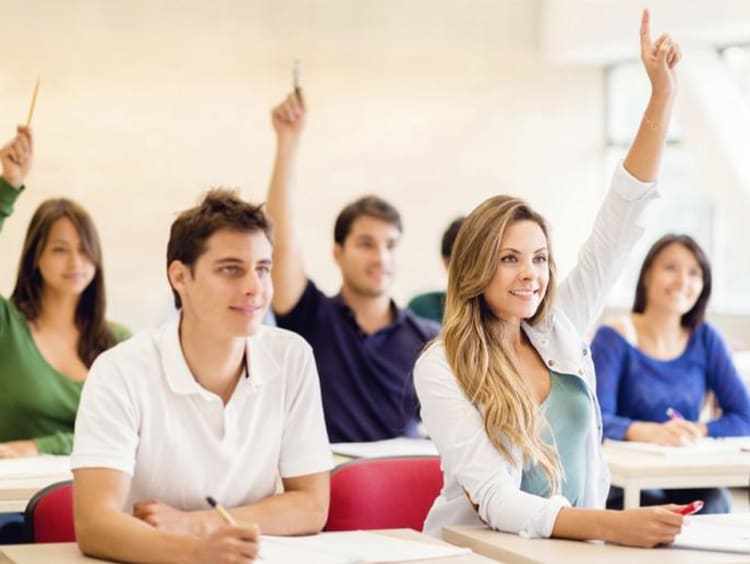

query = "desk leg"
623;486;640;509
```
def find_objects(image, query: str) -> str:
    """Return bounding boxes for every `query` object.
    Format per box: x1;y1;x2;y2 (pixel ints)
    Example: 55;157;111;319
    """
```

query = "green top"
520;371;591;506
0;177;130;454
407;291;445;324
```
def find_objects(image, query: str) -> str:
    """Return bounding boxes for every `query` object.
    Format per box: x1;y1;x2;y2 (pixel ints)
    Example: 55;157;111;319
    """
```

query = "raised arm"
266;91;308;315
555;11;681;332
623;9;680;182
0;126;33;232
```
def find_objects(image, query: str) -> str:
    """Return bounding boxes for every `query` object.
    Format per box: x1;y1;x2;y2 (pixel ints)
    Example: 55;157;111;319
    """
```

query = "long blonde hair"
442;195;561;494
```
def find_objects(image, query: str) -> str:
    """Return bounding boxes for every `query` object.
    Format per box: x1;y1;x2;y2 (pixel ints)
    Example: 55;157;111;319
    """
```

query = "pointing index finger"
640;8;652;52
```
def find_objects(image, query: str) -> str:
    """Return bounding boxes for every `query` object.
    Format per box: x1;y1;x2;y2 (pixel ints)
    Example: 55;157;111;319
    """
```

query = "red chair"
326;456;443;531
23;480;75;543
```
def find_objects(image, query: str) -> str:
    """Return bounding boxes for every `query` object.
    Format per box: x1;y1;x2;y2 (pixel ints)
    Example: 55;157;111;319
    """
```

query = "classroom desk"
0;456;72;513
0;529;499;563
603;442;750;509
443;513;750;564
0;474;72;513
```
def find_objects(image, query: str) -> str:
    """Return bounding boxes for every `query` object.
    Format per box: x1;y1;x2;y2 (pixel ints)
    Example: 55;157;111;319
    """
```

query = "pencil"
206;496;237;525
26;78;40;128
293;59;302;101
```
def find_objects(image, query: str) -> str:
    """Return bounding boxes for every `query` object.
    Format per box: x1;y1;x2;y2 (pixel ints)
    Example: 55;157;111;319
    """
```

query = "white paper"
671;520;750;554
331;438;438;459
604;438;750;457
0;455;72;479
261;531;471;563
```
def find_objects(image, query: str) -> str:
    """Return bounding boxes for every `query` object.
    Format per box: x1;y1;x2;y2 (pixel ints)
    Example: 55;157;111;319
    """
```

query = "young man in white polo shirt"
72;190;332;564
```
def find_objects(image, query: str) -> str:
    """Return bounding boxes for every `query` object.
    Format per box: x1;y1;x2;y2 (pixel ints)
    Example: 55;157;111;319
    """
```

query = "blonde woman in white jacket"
415;10;690;547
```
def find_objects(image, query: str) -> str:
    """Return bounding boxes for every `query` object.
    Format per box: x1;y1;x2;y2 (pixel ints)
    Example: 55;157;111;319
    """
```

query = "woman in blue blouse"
592;234;750;513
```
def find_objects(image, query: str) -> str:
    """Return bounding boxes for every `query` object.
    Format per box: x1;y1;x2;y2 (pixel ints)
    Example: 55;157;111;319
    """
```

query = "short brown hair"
441;216;466;260
333;195;402;245
167;188;272;308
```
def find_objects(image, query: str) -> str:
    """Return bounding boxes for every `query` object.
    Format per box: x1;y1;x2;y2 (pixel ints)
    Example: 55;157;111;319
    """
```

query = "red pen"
677;500;704;516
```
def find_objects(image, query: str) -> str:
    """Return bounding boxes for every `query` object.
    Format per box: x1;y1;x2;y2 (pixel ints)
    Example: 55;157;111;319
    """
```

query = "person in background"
265;90;439;443
73;190;331;563
592;233;750;513
408;216;465;324
415;11;691;547
0;125;129;542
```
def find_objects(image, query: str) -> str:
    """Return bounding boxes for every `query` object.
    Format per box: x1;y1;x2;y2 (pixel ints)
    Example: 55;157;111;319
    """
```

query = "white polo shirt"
72;321;333;512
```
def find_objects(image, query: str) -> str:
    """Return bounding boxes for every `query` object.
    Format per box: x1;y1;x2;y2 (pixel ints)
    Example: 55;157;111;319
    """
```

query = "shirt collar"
157;320;274;396
332;293;407;330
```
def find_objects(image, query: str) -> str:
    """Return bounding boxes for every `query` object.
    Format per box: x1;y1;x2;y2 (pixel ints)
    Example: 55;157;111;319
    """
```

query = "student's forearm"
233;490;327;534
266;140;307;311
266;141;299;251
77;508;199;564
552;507;614;542
623;92;675;182
192;491;327;536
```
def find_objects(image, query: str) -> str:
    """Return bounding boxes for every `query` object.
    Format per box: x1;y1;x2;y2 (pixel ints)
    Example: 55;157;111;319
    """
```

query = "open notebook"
671;520;750;554
259;531;470;563
604;438;750;457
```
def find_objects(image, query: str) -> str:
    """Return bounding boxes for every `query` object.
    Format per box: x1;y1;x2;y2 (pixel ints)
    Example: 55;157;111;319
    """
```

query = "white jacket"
414;163;658;539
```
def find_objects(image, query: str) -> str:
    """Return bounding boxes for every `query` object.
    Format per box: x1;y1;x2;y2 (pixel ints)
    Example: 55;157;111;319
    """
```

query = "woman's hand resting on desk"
625;420;706;446
0;440;39;458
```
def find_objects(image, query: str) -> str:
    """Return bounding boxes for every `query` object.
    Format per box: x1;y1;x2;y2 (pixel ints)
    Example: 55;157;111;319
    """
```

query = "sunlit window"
602;57;750;313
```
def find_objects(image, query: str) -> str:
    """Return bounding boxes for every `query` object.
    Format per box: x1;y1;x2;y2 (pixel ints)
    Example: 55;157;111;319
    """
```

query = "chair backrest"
326;456;442;531
24;480;75;543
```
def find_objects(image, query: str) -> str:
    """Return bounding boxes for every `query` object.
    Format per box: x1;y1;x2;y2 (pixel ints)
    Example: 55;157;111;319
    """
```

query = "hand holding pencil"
0;79;39;190
0;126;33;190
188;496;260;564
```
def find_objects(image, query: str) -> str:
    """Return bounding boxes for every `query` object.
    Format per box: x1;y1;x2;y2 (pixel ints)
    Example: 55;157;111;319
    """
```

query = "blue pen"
666;407;684;420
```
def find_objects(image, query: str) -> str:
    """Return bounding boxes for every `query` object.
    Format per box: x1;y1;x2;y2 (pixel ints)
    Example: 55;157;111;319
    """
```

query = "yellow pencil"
26;78;40;128
206;496;237;525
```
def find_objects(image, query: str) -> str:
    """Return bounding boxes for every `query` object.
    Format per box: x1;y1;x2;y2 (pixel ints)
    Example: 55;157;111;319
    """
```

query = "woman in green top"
0;125;129;459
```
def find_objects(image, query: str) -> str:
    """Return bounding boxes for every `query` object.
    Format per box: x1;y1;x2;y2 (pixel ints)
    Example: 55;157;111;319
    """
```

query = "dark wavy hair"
11;198;116;367
632;233;711;329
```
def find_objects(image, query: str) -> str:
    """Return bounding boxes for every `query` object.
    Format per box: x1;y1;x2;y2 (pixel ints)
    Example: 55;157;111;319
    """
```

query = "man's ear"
168;260;190;299
333;243;343;267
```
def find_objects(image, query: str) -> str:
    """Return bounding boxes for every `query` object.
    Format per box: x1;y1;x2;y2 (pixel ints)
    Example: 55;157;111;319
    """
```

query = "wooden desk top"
603;443;750;479
443;514;750;564
0;529;498;563
0;456;72;512
0;474;71;512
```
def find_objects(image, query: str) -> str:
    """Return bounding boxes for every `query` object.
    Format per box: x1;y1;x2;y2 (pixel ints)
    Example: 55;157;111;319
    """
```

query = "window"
603;58;750;313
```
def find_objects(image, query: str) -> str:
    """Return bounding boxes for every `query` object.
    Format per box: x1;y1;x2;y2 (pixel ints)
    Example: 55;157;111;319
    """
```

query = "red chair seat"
326;456;442;531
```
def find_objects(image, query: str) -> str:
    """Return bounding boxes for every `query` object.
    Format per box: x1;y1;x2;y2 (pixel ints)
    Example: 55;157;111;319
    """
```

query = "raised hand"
640;9;682;97
0;126;33;189
271;90;306;149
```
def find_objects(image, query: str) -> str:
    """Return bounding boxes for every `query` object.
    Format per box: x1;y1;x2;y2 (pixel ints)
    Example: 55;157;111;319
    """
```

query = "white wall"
1;0;620;332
